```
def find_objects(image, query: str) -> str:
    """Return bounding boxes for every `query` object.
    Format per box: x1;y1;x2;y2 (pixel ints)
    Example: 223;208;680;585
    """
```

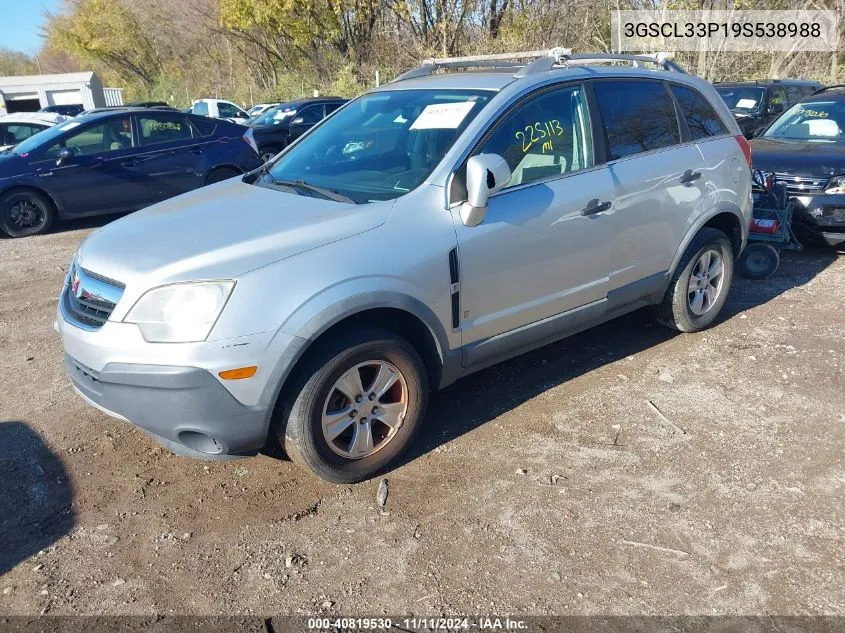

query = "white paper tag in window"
735;98;757;109
410;102;476;130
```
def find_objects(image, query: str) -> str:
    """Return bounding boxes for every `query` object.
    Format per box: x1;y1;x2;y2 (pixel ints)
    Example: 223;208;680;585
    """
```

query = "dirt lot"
0;218;842;618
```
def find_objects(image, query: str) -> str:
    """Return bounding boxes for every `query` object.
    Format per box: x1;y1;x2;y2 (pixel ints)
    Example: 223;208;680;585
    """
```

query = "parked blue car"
0;108;262;237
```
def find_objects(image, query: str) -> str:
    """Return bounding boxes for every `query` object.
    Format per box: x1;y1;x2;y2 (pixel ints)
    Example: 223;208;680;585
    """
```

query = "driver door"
452;83;616;365
29;116;150;216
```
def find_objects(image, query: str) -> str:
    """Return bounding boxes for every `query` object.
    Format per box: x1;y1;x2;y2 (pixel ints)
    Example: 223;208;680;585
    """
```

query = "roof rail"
391;49;686;83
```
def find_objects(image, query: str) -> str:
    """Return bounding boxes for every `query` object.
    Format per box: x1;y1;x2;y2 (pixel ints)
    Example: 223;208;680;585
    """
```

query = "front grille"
61;264;124;330
773;173;827;196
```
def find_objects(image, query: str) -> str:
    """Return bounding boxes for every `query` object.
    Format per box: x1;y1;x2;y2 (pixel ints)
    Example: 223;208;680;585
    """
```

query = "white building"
0;72;123;114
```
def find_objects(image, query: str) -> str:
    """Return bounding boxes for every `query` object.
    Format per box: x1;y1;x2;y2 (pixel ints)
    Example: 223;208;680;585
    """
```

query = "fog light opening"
178;431;224;455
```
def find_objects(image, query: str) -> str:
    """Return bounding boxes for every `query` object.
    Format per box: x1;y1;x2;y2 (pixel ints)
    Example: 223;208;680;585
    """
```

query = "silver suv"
56;51;752;483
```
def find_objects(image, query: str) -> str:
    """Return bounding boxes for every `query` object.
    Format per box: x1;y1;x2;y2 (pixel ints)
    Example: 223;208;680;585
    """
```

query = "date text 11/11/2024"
306;617;529;630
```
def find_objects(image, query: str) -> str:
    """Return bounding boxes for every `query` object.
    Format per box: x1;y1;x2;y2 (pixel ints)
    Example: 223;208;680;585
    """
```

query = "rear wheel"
205;167;241;185
258;145;282;163
0;190;55;238
657;228;734;332
278;327;428;483
738;243;779;279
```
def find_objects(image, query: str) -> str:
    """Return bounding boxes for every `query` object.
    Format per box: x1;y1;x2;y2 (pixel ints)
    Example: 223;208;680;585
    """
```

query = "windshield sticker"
410;101;476;130
735;98;758;109
797;108;829;118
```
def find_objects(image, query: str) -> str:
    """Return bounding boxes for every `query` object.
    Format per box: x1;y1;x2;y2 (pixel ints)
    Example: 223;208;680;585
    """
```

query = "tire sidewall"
739;243;779;280
674;235;734;330
285;336;428;483
206;168;240;185
1;191;53;238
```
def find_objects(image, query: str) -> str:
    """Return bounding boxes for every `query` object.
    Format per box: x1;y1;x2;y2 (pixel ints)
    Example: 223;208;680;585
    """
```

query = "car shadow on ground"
0;421;74;575
401;246;840;466
48;212;127;236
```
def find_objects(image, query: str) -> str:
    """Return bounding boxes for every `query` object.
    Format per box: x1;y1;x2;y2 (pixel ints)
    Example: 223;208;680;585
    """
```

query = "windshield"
763;100;845;141
716;86;766;113
250;103;296;126
8;117;84;155
263;89;493;203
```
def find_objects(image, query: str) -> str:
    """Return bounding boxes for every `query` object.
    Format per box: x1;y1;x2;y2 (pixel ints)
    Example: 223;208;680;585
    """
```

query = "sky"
1;0;61;55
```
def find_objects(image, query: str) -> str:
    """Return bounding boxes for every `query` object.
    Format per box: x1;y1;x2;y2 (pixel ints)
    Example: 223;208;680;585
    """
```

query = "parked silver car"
56;50;752;483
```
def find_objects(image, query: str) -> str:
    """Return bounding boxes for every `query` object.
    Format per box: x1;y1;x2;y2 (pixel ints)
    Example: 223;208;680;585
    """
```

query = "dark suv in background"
247;97;346;162
0;107;261;237
715;79;823;138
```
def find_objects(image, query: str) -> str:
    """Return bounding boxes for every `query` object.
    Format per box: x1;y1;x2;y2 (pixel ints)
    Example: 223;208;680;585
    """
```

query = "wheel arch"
258;293;452;438
0;184;63;217
668;207;746;278
205;164;244;184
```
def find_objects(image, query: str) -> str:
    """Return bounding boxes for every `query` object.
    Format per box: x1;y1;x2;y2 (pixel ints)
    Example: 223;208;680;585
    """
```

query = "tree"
0;48;38;76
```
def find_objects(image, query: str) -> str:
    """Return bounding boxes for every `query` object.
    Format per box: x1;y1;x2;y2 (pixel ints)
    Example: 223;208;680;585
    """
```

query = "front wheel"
657;228;734;332
205;167;241;185
0;190;55;237
278;327;429;483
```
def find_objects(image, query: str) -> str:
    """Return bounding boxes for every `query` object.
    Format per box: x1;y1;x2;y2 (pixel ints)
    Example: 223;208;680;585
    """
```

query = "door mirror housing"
460;153;511;227
55;147;75;166
768;101;783;115
290;116;305;125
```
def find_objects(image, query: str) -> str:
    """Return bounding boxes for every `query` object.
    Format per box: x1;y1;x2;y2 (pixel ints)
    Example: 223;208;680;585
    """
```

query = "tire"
205;167;241;185
737;243;779;280
657;227;734;332
258;146;282;163
0;190;55;238
278;326;429;484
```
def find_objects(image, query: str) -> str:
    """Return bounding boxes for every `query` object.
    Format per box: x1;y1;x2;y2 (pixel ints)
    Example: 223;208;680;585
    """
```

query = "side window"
768;87;787;113
670;85;728;140
192;101;209;116
138;115;194;146
7;123;44;143
785;86;803;106
476;84;594;188
189;116;217;136
593;80;680;160
217;102;243;119
45;116;134;158
297;105;325;124
325;102;343;115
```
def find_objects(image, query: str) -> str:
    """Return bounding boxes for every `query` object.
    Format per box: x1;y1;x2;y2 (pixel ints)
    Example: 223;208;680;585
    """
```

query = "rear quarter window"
670;85;729;140
189;116;218;137
593;80;680;160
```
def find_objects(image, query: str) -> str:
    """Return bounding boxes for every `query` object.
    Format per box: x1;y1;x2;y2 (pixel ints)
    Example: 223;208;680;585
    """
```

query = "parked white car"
246;103;279;119
0;112;67;151
189;99;249;124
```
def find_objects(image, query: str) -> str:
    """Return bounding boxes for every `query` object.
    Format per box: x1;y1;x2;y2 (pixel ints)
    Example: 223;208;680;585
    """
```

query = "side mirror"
291;116;305;125
55;147;74;166
460;153;511;227
768;102;783;115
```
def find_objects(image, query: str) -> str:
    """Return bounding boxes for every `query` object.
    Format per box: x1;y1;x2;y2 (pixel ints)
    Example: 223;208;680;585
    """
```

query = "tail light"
735;134;752;167
243;128;259;155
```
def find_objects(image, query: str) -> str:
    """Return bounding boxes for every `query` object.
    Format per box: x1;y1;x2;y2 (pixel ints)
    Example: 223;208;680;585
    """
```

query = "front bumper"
65;354;267;458
56;297;304;458
792;193;845;247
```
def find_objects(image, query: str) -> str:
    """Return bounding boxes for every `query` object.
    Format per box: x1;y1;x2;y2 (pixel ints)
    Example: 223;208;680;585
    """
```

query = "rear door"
590;79;708;304
135;112;205;203
28;115;150;215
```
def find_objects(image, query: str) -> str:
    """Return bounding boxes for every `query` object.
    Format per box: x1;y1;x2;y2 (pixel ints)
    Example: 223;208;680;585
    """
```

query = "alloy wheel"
9;200;44;230
321;361;408;459
687;248;725;316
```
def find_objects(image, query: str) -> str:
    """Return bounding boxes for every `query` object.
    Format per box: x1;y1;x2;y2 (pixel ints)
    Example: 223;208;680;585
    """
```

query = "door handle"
121;159;140;167
680;169;702;184
190;147;203;154
581;198;611;216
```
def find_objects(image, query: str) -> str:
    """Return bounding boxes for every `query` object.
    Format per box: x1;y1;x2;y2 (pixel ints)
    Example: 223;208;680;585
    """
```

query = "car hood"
750;137;845;179
77;178;393;286
250;123;290;133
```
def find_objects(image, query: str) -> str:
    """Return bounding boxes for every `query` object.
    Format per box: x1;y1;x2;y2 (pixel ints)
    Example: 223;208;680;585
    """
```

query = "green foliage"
0;48;39;76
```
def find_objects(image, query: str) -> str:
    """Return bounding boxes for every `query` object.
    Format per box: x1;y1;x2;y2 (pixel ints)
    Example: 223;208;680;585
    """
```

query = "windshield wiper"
265;174;356;204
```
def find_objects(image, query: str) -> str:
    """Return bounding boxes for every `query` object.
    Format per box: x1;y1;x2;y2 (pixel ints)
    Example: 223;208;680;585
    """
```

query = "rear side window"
670;85;728;140
138;115;194;146
6;123;45;143
189;116;217;136
593;80;680;160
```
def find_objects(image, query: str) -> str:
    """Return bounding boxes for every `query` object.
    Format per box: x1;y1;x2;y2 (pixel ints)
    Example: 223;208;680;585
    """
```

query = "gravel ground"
0;218;843;618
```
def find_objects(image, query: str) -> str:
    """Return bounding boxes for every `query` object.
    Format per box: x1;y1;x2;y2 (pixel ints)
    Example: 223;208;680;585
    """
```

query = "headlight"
124;281;235;343
824;175;845;194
